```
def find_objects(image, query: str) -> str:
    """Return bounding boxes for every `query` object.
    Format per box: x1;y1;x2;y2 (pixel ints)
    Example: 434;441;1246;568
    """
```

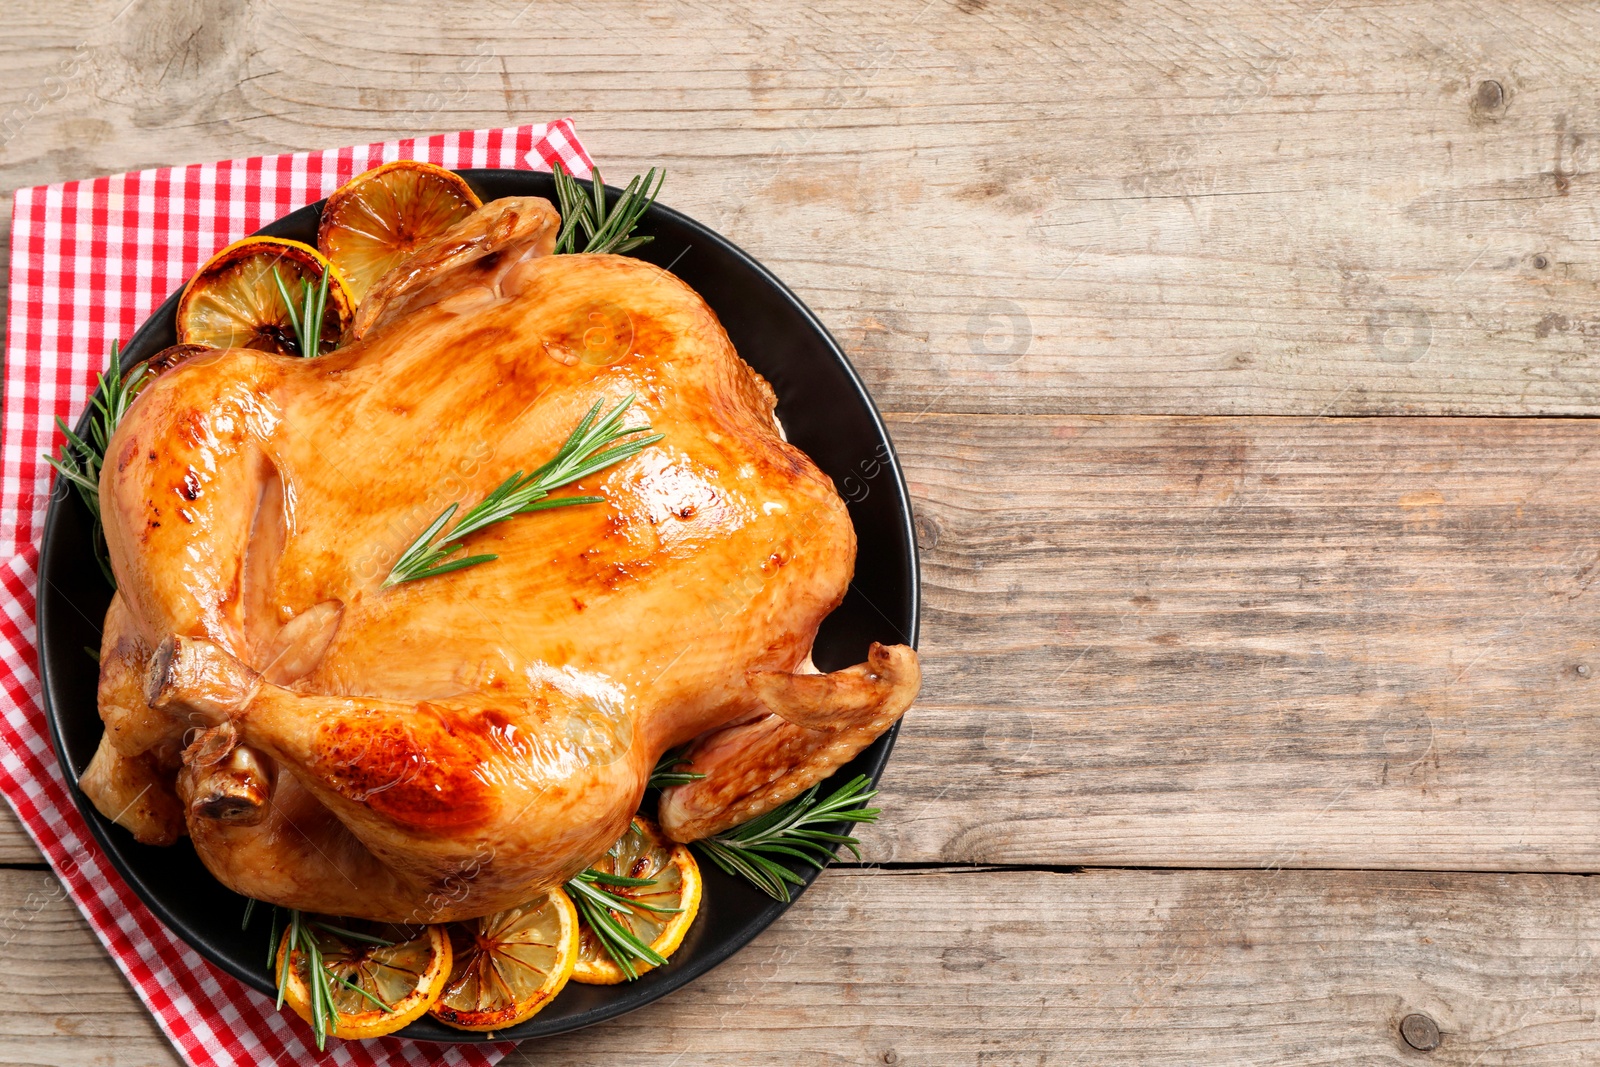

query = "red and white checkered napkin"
0;121;594;1067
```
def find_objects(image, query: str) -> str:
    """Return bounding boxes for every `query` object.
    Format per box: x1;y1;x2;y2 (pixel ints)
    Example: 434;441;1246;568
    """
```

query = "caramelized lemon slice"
276;918;450;1041
429;889;579;1032
176;236;353;355
317;160;482;304
573;817;702;985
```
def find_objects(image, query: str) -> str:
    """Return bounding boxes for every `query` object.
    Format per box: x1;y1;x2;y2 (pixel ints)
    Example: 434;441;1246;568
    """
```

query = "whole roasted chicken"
79;196;919;921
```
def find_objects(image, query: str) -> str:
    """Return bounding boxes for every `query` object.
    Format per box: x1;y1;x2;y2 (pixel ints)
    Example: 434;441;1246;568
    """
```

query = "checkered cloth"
0;121;594;1067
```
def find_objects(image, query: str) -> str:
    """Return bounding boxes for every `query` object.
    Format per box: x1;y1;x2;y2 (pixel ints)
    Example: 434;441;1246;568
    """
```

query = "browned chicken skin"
82;195;919;921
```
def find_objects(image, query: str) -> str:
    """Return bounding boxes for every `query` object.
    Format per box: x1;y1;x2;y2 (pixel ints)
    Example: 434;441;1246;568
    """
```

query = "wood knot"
1474;80;1504;111
1400;1013;1441;1051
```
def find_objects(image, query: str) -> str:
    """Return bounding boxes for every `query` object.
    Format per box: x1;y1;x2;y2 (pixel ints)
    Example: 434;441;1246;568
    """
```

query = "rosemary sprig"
648;749;707;790
270;265;332;358
43;340;150;587
275;909;338;1050
305;923;336;1050
277;911;327;1045
550;162;664;255
564;867;682;981
693;775;881;903
383;395;663;586
263;907;397;1048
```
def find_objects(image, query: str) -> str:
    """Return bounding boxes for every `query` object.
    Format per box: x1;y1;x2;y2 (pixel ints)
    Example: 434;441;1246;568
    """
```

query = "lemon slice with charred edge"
277;918;450;1041
429;889;579;1032
177;236;353;355
317;160;482;304
572;817;702;985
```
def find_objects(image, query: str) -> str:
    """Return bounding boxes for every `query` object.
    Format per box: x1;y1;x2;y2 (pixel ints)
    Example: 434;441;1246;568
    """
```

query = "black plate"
35;169;920;1041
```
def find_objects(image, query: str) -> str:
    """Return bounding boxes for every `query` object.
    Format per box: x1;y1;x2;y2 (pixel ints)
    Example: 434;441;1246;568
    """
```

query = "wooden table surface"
6;1;1600;1063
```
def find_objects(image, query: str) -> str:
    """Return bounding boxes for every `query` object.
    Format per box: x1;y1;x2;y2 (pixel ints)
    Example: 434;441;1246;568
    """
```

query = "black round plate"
36;169;920;1041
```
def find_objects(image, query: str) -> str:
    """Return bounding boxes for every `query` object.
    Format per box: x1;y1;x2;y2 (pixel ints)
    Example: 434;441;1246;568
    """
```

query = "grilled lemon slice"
572;817;702;985
317;160;482;304
429;889;580;1032
176;236;352;355
276;918;450;1041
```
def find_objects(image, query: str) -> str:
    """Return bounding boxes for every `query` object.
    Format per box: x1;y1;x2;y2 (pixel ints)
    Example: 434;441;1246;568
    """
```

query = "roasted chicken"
79;195;919;921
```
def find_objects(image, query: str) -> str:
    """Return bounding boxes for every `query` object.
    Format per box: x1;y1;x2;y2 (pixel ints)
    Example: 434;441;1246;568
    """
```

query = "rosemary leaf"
337;974;395;1014
305;924;331;1047
267;905;281;972
310;921;395;948
271;267;303;353
276;910;298;1009
583;870;659;889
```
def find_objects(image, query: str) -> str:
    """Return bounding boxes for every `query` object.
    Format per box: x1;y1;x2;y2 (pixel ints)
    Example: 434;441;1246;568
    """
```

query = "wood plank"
0;868;177;1066
853;413;1600;871
2;865;1599;1065
6;0;1600;414
9;412;1600;870
0;806;39;866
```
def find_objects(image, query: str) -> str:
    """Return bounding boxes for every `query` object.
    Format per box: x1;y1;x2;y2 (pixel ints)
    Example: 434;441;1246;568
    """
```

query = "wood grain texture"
7;413;1600;871
0;868;177;1066
0;808;39;867
3;865;1600;1066
854;413;1600;870
5;0;1600;414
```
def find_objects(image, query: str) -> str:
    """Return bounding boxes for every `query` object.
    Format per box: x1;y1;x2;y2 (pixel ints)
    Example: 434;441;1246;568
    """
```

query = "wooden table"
5;1;1600;1062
